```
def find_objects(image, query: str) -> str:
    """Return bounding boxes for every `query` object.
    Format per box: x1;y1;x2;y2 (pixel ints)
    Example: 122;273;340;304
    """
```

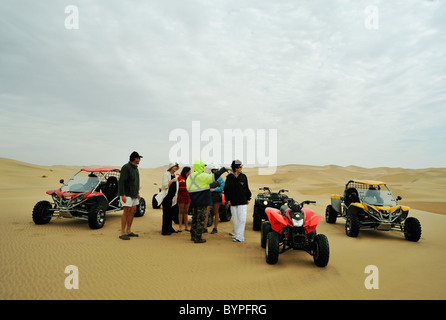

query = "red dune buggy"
32;167;146;229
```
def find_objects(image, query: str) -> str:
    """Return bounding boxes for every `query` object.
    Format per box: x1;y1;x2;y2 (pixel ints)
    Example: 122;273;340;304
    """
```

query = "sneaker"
194;239;207;243
203;228;208;233
229;232;235;236
119;234;130;240
211;228;218;234
233;238;242;242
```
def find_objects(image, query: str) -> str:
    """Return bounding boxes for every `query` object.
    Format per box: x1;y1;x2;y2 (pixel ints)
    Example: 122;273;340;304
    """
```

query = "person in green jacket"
187;159;227;243
118;151;142;240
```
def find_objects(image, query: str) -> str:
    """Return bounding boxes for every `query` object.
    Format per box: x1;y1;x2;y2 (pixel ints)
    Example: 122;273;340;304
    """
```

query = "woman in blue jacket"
207;163;225;234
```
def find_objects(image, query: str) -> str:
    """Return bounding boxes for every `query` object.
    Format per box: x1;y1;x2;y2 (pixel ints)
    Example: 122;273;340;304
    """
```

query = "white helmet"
207;163;219;171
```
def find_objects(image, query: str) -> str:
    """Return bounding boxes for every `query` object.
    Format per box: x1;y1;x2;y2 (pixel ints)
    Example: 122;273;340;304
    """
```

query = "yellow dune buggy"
325;180;421;241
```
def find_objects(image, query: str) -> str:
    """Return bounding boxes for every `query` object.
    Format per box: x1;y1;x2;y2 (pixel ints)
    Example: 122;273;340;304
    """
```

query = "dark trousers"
191;206;207;241
162;197;175;234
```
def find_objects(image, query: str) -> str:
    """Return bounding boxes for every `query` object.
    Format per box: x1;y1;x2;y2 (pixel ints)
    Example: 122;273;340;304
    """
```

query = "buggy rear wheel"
135;197;146;217
32;201;52;225
88;204;106;229
404;217;422;242
325;205;337;224
265;231;279;264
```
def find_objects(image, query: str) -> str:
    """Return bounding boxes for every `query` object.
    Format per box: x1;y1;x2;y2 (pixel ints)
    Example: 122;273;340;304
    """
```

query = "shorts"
177;192;191;205
120;196;140;207
211;192;222;204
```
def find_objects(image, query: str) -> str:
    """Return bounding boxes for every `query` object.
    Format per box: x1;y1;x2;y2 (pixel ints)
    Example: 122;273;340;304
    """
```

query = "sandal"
127;232;139;237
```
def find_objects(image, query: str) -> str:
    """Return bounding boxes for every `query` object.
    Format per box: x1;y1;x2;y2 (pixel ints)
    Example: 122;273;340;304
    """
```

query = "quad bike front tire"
313;234;330;267
404;217;422;242
32;200;52;225
260;222;272;248
253;205;262;231
265;231;279;264
88;203;106;229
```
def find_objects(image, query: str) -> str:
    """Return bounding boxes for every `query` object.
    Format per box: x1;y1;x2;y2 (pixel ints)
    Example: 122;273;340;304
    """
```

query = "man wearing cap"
187;159;228;243
224;160;252;242
118;151;142;240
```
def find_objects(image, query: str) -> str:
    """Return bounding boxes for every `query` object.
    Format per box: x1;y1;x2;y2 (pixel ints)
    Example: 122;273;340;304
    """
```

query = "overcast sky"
1;0;445;170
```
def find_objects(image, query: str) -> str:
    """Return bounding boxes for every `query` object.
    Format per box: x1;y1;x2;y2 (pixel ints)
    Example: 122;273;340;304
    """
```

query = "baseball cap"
130;151;143;161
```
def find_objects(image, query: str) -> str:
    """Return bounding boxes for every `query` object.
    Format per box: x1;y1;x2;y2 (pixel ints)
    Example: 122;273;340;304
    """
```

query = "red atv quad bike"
261;199;329;267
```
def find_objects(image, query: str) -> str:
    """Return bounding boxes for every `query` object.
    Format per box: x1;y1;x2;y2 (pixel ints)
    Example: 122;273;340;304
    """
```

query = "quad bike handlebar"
288;199;316;212
259;187;289;194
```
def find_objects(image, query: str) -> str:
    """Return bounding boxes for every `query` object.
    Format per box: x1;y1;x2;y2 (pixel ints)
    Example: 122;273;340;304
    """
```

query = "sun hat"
167;162;179;171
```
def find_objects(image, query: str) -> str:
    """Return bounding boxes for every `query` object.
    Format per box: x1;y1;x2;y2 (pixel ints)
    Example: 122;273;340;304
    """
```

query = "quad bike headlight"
263;200;268;205
292;218;303;227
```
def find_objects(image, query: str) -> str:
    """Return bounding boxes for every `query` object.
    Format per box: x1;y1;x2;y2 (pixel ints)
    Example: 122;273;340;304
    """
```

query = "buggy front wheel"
32;200;52;225
346;213;360;237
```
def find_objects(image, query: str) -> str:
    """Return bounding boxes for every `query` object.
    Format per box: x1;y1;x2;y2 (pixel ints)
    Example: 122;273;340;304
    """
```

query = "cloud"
0;0;445;168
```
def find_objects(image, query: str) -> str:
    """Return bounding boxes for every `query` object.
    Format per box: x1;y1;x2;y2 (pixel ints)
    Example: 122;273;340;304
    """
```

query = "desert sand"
1;157;445;300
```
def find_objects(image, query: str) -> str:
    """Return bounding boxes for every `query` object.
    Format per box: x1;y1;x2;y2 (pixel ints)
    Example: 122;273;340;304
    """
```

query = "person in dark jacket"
224;160;251;242
118;151;142;240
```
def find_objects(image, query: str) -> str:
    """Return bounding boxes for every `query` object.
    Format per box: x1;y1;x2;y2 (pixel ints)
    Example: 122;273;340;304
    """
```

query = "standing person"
224;160;251;242
155;162;179;235
177;166;191;232
207;163;225;234
118;151;142;240
187;159;227;243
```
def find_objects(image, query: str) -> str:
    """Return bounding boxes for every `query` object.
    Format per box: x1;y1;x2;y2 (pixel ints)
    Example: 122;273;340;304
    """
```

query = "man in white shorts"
118;151;142;240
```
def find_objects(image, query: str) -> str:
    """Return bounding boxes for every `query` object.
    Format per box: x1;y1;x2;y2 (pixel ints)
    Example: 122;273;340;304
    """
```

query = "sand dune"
1;158;445;300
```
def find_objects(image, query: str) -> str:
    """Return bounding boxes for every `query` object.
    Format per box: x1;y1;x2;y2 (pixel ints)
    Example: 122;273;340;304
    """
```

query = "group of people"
118;151;252;244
